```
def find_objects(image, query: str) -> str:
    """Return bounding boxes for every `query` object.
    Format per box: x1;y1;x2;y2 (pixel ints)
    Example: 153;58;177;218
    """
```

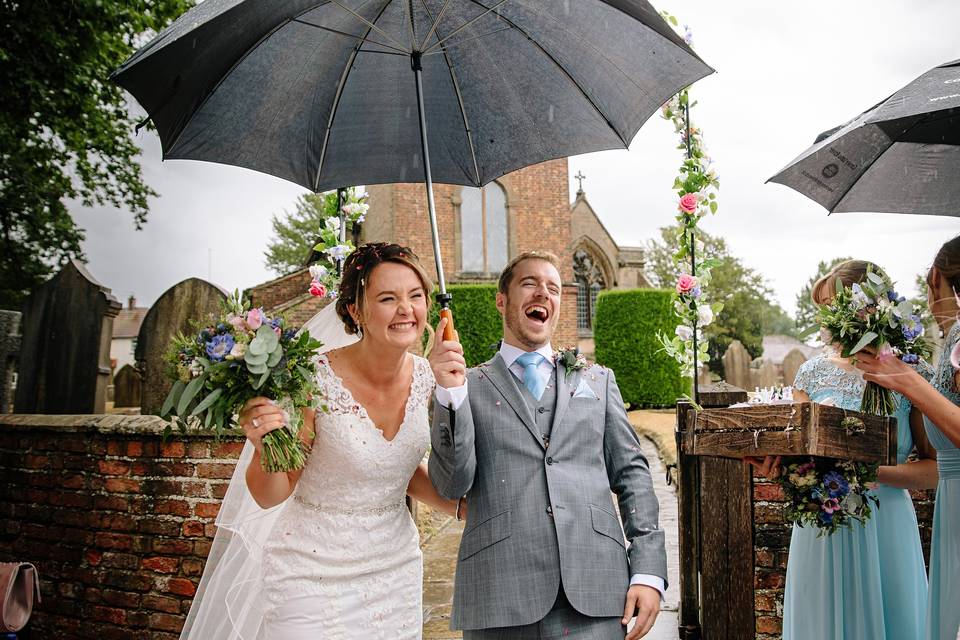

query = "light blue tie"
516;352;547;401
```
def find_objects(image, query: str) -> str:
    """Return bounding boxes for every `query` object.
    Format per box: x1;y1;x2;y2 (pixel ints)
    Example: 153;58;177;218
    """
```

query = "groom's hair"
497;251;562;294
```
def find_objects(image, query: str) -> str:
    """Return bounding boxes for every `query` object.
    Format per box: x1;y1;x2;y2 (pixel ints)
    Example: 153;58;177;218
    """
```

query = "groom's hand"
430;317;466;388
622;584;660;639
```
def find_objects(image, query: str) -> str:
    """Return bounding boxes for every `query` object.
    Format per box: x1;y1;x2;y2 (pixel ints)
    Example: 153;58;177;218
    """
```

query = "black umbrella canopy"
769;58;960;217
112;0;713;193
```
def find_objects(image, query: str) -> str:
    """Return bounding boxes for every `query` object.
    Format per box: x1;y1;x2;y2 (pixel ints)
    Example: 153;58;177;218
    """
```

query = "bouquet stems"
259;397;308;473
860;381;896;416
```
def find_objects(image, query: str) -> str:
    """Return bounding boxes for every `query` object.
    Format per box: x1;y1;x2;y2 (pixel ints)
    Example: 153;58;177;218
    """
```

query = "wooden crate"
682;402;897;465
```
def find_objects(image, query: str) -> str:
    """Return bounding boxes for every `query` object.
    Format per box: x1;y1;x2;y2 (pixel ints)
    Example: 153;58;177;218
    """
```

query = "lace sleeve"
793;358;817;394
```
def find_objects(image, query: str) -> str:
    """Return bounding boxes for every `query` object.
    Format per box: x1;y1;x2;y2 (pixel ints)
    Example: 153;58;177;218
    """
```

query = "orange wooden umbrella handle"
439;308;457;342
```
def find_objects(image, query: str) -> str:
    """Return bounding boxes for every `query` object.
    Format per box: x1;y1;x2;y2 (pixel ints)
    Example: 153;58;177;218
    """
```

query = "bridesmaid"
751;259;936;640
857;237;960;640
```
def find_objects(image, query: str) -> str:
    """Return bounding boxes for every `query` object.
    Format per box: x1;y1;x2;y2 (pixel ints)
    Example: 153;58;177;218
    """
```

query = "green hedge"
593;289;688;408
428;284;503;367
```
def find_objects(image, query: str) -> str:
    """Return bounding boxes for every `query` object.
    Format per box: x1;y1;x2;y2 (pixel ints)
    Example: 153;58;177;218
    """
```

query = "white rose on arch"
675;325;693;341
324;216;341;233
697;305;713;326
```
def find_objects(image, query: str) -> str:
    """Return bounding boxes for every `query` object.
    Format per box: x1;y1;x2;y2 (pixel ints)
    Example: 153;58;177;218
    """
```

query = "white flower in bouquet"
697;305;713;326
228;342;246;360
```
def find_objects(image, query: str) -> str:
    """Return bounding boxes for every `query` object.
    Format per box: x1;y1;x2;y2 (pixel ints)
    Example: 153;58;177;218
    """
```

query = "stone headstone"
752;359;779;389
0;311;21;413
782;348;808;387
113;364;141;408
136;279;227;415
15;260;121;413
721;340;751;389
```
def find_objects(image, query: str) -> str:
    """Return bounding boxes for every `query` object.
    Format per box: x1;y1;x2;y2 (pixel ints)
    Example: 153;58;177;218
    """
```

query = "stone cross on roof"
574;170;586;195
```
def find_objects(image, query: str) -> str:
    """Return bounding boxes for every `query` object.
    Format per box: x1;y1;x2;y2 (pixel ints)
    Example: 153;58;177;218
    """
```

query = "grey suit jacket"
429;354;667;630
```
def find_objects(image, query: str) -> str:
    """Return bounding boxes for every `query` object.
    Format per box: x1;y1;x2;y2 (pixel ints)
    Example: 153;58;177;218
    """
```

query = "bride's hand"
239;397;288;454
744;455;782;480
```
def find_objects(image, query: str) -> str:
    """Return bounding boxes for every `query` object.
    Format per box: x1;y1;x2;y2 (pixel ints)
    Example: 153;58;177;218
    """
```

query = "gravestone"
752;359;779;389
15;260;121;413
113;364;141;408
782;348;808;387
0;311;21;413
721;340;751;389
136;279;227;415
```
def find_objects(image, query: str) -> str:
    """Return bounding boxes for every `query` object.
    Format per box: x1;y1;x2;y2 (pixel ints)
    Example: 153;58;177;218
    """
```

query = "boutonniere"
554;346;589;379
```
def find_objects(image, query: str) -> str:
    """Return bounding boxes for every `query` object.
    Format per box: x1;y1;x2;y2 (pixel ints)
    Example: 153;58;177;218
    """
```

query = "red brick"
181;521;205;537
142;594;181;614
756;615;782;634
155;499;192;517
94;495;129;512
165;578;197;597
755;549;774;568
194;501;221;518
23;454;49;469
104;477;140;493
106;441;124;455
152;538;194;555
95;532;133;551
100;552;140;570
755;592;779;612
181;481;210;498
90;605;127;625
753;483;785;501
754;570;785;590
196;463;235;479
160;442;186;458
149;612;186;632
181;559;204;577
98;460;131;476
186;442;210;458
126;441;144;457
142;556;180;574
86;549;103;566
61;472;86;489
101;589;141;608
212;441;245;459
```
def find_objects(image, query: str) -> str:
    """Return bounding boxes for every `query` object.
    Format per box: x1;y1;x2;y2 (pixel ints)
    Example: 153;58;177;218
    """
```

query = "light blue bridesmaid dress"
923;322;960;640
782;355;927;640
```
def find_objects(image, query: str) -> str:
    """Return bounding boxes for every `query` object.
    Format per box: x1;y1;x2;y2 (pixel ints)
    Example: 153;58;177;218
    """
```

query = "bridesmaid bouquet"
813;269;932;414
779;457;879;536
161;291;324;472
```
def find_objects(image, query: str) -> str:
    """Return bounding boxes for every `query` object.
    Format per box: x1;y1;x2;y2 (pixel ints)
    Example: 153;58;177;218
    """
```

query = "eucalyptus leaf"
248;338;268;356
267;349;283;367
866;271;885;285
160;380;185;417
254;370;271;389
177;374;206;416
850;331;879;354
191;388;223;416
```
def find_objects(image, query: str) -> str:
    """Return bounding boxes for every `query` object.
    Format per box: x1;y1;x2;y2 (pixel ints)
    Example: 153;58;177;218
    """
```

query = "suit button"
545;506;553;515
546;456;554;465
537;407;546;414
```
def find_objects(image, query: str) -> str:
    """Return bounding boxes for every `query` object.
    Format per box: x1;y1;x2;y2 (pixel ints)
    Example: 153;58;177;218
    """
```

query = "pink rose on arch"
309;280;327;298
676;274;699;295
246;307;264;330
678;193;698;214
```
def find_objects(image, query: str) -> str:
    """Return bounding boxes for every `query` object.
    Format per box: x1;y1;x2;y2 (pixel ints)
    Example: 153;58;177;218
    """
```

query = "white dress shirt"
435;341;665;598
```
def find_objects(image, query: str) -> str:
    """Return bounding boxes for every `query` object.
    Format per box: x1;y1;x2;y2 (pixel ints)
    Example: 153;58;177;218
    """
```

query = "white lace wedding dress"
258;353;434;639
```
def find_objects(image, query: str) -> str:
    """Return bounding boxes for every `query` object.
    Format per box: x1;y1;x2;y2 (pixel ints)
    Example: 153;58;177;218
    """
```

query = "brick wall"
0;415;244;640
751;472;936;639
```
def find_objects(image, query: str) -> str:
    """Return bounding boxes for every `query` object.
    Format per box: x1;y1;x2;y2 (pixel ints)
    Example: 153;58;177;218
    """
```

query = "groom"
429;251;666;639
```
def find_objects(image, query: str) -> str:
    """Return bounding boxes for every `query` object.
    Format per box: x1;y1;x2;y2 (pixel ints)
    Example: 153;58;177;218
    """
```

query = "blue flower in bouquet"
850;283;871;310
270;317;282;330
216;322;229;334
205;334;236;362
819;510;835;525
901;353;920;364
902;314;923;340
283;328;297;341
823;471;849;498
887;290;906;303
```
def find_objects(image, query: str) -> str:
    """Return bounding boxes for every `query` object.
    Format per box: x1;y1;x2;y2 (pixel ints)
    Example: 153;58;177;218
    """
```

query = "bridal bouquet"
813;270;932;414
161;291;323;472
779;457;879;536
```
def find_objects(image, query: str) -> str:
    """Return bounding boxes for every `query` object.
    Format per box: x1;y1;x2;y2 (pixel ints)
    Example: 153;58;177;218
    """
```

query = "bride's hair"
335;242;434;335
811;259;888;306
927;235;960;297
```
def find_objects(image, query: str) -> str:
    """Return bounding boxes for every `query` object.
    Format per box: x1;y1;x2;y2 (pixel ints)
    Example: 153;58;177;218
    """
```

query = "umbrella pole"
336;187;347;277
684;100;700;405
412;51;456;341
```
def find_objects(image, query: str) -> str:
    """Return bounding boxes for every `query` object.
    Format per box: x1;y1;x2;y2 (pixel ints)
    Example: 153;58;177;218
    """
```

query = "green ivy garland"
656;13;721;391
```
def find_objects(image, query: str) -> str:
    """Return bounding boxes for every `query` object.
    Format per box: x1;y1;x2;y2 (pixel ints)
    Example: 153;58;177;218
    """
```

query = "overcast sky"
73;0;960;315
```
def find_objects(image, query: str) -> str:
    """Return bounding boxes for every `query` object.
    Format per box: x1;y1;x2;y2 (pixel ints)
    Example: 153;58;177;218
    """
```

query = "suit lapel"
552;362;573;435
482;355;544;450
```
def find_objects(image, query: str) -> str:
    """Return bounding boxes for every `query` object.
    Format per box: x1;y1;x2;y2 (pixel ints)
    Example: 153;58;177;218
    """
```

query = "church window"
574;249;606;332
460;182;508;274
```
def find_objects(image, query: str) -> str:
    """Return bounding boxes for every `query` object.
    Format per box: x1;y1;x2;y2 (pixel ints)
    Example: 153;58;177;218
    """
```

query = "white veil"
180;302;358;639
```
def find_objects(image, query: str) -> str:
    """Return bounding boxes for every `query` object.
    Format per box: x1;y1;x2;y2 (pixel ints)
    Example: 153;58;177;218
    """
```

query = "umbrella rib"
314;0;396;191
417;0;482;186
291;18;411;55
330;0;410;53
422;26;513;54
423;0;511;54
418;0;452;51
452;0;628;148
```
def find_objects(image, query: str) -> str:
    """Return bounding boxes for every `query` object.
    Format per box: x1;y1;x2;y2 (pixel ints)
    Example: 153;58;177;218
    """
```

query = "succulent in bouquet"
811;268;932;415
161;291;323;472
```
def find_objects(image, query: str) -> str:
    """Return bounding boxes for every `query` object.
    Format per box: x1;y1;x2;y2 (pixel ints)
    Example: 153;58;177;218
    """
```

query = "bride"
180;243;465;639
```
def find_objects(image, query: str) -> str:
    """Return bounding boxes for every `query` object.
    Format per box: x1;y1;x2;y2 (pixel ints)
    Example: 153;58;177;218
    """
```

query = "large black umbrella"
769;58;960;216
112;0;712;334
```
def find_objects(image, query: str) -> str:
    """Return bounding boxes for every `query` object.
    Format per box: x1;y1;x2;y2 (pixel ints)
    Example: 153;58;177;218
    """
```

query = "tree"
794;257;852;331
0;1;194;309
645;227;796;376
264;189;367;276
